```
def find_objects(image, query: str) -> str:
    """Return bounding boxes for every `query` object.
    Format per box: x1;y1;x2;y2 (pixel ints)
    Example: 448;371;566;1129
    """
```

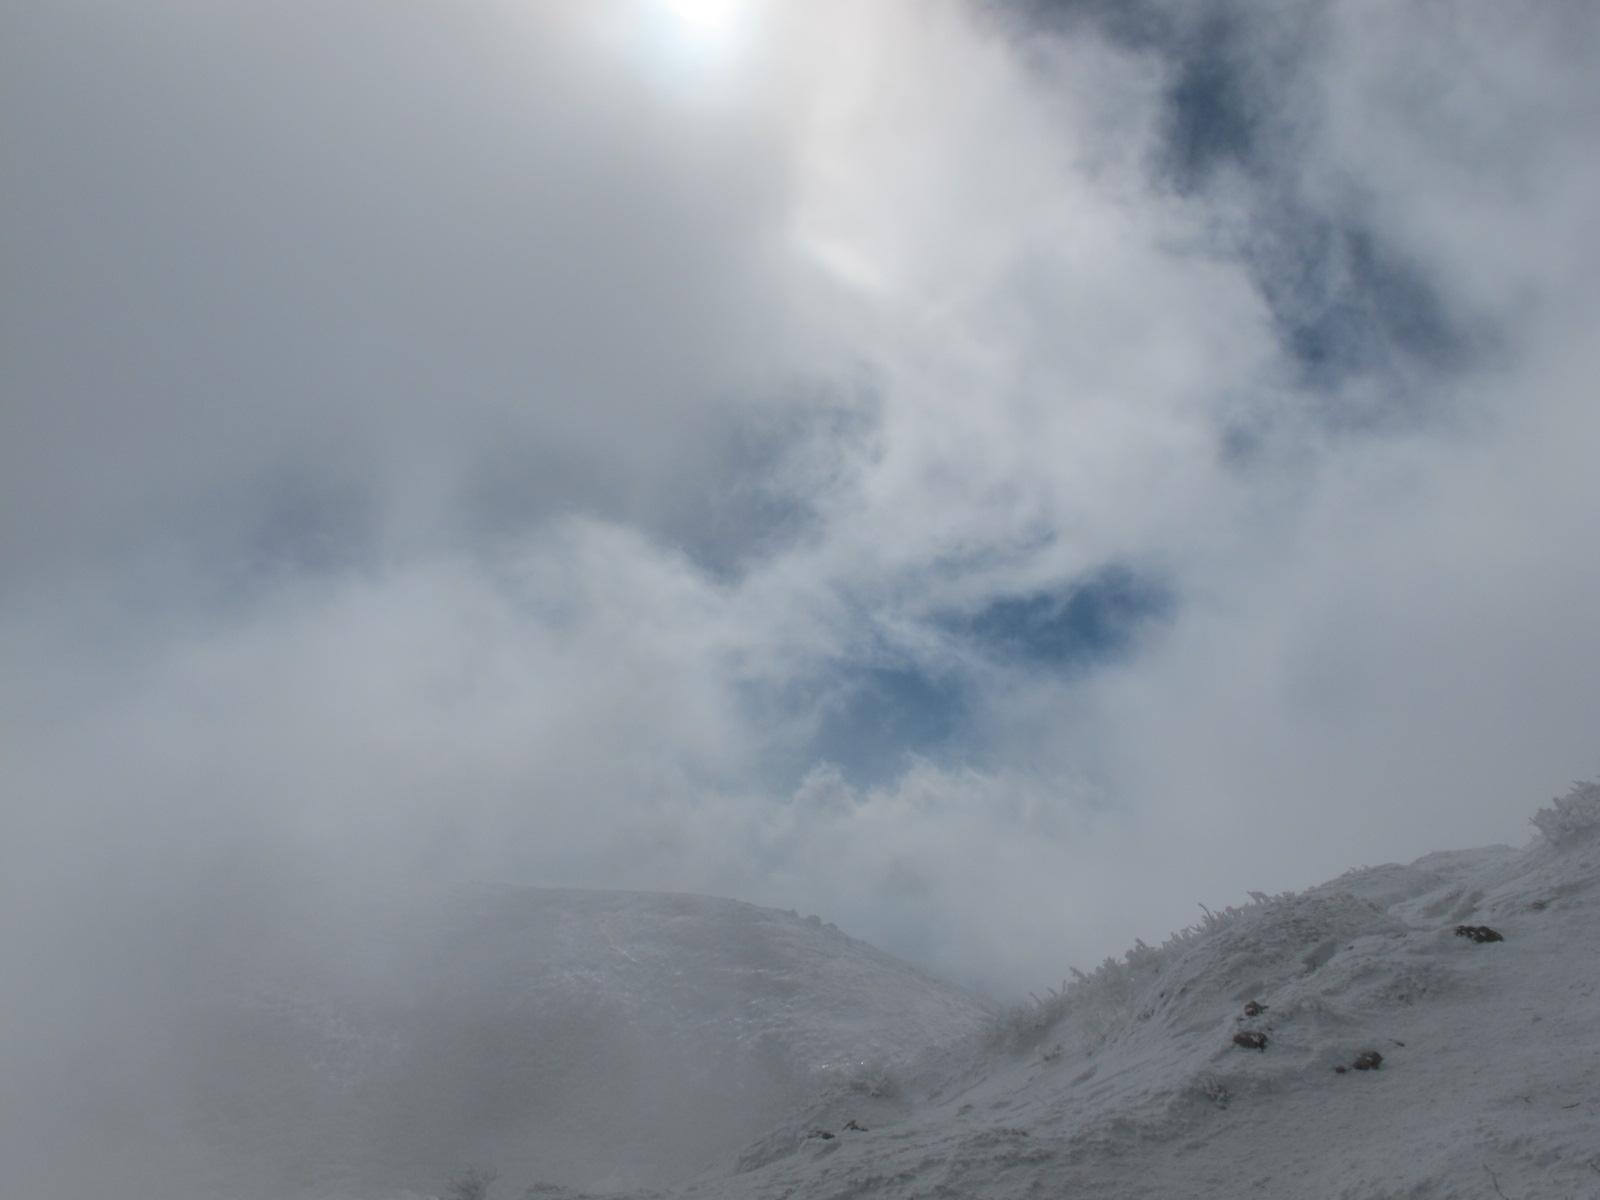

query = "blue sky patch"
953;566;1176;671
756;567;1177;788
809;665;974;786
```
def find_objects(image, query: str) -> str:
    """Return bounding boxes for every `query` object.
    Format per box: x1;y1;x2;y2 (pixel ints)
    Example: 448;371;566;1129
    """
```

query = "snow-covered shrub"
809;1057;901;1101
845;1059;900;1100
985;894;1286;1053
1530;780;1600;846
986;983;1073;1052
444;1166;495;1200
1194;1074;1230;1109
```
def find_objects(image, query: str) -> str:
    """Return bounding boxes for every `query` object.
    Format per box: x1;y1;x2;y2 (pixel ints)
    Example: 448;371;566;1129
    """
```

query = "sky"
4;0;1600;1071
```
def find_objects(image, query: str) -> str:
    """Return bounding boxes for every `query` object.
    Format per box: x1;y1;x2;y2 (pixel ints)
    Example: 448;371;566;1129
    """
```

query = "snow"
44;786;1600;1200
179;886;998;1197
648;790;1600;1200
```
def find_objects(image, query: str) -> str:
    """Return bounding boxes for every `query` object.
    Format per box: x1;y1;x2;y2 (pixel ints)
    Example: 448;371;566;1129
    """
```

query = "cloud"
0;0;803;594
4;17;1600;1189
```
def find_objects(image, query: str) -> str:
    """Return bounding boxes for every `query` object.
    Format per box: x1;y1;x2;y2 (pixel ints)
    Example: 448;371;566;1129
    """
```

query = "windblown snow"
47;786;1600;1199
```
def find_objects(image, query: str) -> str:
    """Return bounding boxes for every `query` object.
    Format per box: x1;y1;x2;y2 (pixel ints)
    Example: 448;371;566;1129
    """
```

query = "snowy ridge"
642;785;1600;1200
430;886;998;1071
196;885;997;1198
204;786;1600;1200
485;784;1600;1200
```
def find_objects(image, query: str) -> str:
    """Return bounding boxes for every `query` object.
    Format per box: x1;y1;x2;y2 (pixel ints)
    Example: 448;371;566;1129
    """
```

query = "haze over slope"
0;886;996;1199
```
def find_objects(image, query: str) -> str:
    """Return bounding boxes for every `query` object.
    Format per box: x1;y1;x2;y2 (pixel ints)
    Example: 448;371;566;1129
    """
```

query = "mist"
4;0;1599;1195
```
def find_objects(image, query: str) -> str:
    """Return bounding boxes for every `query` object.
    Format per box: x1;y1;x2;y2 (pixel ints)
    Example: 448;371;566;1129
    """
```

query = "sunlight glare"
657;0;744;38
619;0;762;95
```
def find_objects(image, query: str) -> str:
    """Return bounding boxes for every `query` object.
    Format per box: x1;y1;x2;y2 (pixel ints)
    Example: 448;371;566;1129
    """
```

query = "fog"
4;0;1599;1194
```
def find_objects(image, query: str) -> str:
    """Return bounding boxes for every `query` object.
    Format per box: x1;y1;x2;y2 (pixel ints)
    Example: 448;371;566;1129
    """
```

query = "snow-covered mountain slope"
640;785;1600;1200
82;785;1600;1200
189;887;997;1197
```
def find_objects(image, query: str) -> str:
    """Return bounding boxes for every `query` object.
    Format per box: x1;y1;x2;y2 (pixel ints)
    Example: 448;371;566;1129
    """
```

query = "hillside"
181;886;998;1198
652;783;1600;1200
38;785;1600;1200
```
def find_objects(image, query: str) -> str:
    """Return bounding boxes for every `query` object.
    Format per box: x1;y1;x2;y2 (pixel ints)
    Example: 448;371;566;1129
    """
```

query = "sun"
596;0;763;93
625;0;760;87
655;0;745;37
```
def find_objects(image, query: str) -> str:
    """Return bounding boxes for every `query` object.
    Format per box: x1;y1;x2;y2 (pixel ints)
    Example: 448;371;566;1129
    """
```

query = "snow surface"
642;788;1600;1200
407;786;1600;1200
56;786;1600;1200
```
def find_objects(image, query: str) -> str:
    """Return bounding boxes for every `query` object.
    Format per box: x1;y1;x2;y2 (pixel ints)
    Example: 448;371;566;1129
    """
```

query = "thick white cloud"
3;0;1598;1066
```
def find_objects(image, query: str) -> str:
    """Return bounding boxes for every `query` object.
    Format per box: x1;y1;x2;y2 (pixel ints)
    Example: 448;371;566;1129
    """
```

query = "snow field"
650;786;1600;1200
